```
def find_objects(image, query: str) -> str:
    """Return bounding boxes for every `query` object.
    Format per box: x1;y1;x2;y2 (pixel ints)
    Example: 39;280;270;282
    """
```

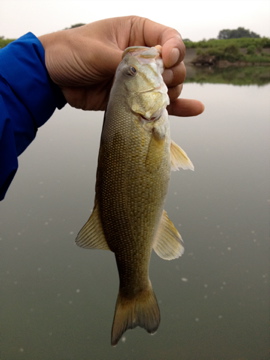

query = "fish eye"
127;66;137;76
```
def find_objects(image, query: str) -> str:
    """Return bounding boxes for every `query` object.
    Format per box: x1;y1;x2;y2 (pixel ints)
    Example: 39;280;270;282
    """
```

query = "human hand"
39;16;204;117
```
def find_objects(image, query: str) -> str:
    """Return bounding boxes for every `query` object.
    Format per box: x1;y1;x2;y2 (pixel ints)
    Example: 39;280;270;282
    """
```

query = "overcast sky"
1;0;270;41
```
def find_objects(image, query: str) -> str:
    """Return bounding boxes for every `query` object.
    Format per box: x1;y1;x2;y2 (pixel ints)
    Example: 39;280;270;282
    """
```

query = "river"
0;66;269;360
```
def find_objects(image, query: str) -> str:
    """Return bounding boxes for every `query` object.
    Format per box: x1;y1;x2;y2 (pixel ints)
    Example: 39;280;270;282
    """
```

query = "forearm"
0;32;66;200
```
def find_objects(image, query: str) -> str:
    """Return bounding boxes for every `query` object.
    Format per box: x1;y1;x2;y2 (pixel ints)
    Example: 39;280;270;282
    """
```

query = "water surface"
0;70;269;360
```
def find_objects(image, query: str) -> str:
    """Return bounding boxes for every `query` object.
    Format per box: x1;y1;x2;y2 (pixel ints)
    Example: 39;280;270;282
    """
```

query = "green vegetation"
218;27;261;39
0;37;15;48
185;37;270;66
185;37;270;50
185;28;270;83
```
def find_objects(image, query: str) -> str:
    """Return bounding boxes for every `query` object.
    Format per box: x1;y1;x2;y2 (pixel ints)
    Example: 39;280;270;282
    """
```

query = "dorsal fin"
76;201;110;250
153;210;184;260
170;140;194;171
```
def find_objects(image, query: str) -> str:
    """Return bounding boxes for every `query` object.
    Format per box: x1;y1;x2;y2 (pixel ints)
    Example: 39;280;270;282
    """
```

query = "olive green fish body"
76;46;194;346
100;95;169;282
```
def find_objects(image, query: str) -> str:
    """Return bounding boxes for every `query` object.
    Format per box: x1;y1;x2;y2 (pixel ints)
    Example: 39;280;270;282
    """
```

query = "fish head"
114;46;170;121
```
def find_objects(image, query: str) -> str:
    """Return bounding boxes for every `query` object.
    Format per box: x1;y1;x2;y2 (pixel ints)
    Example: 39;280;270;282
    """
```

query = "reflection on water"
186;64;270;86
0;79;269;360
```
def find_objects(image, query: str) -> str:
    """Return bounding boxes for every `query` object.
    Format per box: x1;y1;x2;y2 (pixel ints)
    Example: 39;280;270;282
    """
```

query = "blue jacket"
0;33;66;200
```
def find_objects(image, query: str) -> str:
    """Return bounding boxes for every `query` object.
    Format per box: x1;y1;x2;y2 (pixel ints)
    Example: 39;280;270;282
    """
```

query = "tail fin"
111;285;160;346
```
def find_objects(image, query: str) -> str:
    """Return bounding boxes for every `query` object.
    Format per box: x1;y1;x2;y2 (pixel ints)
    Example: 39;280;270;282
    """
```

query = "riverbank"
184;38;270;67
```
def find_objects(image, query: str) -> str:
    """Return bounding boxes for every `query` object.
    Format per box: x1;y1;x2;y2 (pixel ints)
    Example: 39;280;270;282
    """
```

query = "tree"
68;23;86;29
218;29;231;40
63;23;86;30
218;27;261;39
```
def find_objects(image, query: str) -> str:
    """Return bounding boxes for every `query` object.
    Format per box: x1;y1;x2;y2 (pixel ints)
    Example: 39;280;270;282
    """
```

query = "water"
0;68;269;360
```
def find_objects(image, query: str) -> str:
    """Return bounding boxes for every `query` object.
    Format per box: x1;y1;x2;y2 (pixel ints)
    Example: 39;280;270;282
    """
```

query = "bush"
225;44;244;61
201;44;243;62
247;45;256;55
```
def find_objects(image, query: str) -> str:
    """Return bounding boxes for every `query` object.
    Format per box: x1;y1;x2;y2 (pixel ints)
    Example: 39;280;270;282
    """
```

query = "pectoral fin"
170;140;194;171
153;210;184;260
76;201;110;250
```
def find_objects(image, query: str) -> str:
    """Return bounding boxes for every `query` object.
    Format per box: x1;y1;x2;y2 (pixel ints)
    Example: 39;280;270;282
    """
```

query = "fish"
76;45;194;346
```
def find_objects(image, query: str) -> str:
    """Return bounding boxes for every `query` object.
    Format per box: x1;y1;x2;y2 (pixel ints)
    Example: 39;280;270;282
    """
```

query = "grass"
185;37;270;49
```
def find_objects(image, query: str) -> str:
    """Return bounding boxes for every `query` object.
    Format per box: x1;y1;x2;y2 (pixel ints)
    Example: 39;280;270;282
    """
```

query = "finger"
163;61;186;88
168;98;205;117
161;35;185;68
131;17;185;68
168;84;183;103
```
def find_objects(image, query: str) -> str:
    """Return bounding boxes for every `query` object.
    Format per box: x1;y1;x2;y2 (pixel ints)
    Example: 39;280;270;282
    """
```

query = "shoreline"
185;48;270;68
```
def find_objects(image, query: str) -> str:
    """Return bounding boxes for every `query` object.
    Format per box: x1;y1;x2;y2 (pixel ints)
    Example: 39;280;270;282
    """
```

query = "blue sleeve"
0;32;67;200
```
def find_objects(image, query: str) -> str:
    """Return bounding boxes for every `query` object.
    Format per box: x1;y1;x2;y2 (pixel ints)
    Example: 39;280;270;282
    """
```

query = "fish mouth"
122;46;162;61
122;45;164;75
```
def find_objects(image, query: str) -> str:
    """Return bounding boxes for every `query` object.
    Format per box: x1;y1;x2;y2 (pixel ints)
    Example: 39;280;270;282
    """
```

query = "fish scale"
76;45;194;345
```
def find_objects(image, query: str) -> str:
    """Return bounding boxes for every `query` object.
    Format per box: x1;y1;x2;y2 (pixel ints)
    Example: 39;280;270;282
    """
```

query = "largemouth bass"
76;45;194;346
